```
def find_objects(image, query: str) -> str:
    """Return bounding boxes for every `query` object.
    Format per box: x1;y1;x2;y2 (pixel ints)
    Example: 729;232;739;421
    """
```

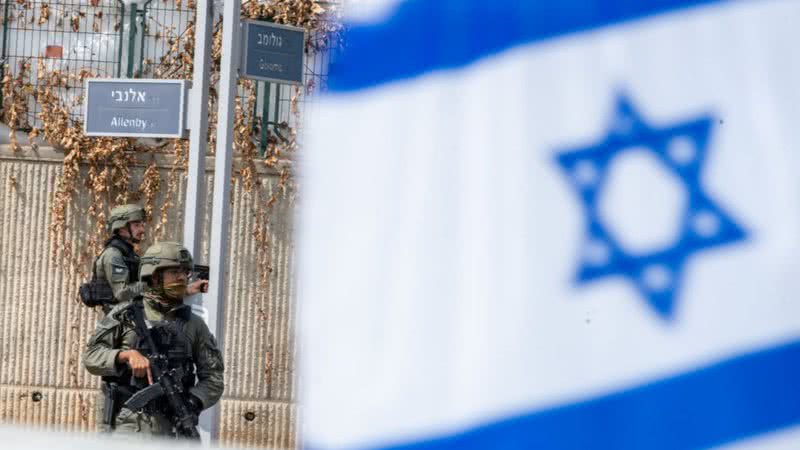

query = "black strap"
131;298;158;355
90;255;101;281
106;236;136;259
130;298;190;351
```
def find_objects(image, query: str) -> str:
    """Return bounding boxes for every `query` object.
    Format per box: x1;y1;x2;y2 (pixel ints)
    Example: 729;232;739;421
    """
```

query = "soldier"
90;204;147;314
82;204;147;433
83;242;223;438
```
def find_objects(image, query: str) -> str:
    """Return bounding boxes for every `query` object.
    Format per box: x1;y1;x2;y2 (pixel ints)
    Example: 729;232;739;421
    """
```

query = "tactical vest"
104;236;140;284
100;300;197;427
79;237;141;308
129;301;197;394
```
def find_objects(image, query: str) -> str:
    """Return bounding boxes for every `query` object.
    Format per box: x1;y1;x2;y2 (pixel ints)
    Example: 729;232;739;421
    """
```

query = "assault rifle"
191;264;210;294
192;264;210;281
123;300;200;439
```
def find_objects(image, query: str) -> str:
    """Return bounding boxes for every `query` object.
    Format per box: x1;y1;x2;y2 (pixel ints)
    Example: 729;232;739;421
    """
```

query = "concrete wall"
0;145;297;448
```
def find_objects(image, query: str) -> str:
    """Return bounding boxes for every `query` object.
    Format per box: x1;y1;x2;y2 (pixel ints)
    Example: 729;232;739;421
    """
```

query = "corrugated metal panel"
219;398;298;449
224;177;296;403
0;146;298;448
0;385;97;431
0;157;97;391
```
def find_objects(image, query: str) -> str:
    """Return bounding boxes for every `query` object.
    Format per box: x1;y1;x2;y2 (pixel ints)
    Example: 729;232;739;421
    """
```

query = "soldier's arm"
100;248;145;304
82;308;136;377
189;319;225;410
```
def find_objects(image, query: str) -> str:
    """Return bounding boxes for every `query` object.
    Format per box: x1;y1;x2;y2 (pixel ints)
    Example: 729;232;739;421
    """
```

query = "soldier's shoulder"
99;245;124;261
188;312;221;352
101;247;131;276
186;310;207;326
103;301;134;325
182;308;211;332
88;302;134;344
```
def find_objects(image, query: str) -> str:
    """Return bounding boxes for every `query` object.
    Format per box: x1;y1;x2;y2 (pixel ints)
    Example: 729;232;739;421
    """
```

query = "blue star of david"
555;93;748;319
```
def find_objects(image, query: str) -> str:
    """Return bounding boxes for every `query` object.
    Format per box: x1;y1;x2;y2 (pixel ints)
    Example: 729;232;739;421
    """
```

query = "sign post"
83;79;188;138
183;0;214;264
205;0;241;442
183;0;215;443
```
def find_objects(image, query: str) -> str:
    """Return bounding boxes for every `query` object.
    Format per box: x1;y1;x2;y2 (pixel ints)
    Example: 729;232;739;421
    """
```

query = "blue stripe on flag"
374;339;800;450
329;0;731;92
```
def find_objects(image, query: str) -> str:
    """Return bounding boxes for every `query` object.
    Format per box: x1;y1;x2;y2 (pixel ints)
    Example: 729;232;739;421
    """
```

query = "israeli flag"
299;1;800;448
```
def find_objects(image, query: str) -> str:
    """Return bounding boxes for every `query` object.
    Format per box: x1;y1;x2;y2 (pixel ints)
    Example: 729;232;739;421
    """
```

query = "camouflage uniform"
83;243;224;439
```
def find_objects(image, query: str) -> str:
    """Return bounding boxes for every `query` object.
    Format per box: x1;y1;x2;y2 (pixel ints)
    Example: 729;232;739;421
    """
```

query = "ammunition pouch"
79;279;115;308
80;237;139;309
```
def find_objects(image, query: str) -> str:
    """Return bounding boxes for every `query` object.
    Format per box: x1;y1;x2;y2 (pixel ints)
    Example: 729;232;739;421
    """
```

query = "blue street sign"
84;79;188;138
241;20;305;85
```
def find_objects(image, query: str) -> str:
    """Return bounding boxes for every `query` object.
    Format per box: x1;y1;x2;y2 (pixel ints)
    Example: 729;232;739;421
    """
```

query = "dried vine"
1;60;32;149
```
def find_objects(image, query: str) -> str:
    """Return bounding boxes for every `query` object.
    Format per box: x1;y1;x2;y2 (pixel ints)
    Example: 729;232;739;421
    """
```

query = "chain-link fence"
137;0;195;79
0;0;125;130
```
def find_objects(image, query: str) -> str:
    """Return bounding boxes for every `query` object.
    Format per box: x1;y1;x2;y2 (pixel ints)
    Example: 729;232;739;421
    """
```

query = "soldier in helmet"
83;242;223;438
90;204;148;314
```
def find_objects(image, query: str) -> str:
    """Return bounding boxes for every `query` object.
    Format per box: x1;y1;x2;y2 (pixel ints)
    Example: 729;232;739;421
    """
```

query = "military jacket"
83;291;225;411
94;238;145;310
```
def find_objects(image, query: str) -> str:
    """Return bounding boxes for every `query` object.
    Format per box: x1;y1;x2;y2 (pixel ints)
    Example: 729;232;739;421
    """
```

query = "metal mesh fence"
137;0;194;79
0;0;340;146
1;0;124;130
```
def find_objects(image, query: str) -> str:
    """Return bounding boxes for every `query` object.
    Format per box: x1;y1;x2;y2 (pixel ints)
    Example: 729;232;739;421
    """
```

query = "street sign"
83;79;188;138
241;20;305;85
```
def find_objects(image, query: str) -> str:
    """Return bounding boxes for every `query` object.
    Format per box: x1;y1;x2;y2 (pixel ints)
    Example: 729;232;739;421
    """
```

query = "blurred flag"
300;0;800;449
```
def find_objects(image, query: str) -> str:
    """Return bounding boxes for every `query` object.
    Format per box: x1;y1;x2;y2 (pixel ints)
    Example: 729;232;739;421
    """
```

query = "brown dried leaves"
38;4;49;25
2;60;33;149
70;12;80;32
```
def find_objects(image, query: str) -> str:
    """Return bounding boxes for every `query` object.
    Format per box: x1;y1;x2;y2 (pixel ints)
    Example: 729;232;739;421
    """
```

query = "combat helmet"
139;241;193;284
107;204;146;233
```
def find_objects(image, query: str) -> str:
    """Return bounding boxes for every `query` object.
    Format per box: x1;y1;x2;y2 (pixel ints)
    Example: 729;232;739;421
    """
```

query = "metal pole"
184;0;215;442
183;0;212;267
206;0;241;441
260;82;270;156
251;81;259;133
0;0;12;107
126;3;137;78
116;1;125;78
136;0;154;77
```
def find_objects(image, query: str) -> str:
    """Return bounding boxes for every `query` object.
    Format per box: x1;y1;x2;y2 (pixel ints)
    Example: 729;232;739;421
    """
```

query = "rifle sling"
131;298;160;362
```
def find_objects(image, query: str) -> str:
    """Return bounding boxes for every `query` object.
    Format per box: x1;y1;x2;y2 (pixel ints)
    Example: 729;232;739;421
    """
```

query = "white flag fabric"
300;0;800;448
